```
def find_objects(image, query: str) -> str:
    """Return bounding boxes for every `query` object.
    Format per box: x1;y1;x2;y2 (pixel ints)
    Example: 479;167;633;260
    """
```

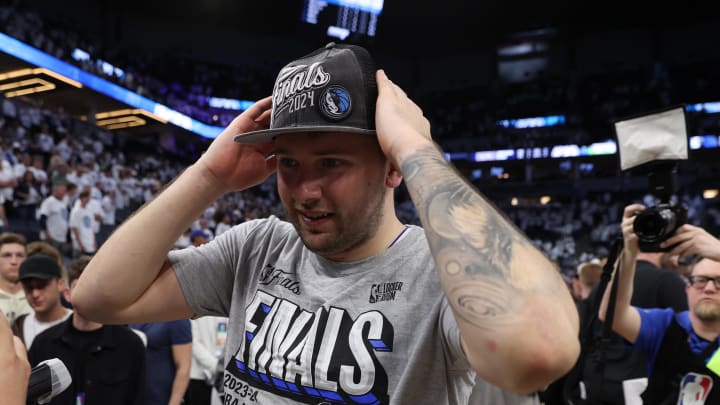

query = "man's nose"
296;175;323;200
704;279;720;292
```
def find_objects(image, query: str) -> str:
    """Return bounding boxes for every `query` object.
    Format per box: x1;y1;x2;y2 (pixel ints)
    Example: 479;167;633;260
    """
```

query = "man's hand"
622;204;645;260
0;315;30;405
195;96;278;193
374;70;434;168
662;224;720;262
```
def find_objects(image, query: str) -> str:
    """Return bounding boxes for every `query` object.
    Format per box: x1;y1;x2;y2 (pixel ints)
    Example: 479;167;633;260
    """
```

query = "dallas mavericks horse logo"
319;86;352;121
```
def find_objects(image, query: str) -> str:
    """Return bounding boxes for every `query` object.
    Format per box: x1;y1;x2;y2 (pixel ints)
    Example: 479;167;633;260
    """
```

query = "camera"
632;166;687;252
613;105;690;252
633;201;687;252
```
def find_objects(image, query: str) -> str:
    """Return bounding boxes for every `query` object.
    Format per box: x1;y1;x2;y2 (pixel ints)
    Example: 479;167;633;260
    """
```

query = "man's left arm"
375;70;579;394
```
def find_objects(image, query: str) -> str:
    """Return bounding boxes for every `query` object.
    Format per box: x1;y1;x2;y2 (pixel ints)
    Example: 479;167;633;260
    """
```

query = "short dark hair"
0;232;27;249
68;255;93;284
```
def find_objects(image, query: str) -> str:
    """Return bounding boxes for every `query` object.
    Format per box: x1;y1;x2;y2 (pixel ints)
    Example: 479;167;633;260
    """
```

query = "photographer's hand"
598;204;645;344
0;315;30;405
662;224;720;262
622;203;645;260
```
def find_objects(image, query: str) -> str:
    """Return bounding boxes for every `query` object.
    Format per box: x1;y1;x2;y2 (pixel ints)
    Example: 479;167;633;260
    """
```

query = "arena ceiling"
19;0;714;59
3;0;717;150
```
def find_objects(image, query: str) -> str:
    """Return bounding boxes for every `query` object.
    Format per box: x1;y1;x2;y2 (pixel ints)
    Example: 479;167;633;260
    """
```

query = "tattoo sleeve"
402;144;543;330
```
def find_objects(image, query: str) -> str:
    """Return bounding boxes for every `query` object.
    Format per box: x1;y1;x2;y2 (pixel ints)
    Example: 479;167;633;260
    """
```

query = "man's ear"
386;164;403;188
62;286;71;304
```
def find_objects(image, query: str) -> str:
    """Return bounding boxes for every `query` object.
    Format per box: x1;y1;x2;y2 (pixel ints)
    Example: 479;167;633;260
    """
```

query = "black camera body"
633;201;688;252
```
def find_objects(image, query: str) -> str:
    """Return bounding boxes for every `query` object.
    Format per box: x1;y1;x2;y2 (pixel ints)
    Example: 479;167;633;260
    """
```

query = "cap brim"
234;126;376;144
20;272;56;281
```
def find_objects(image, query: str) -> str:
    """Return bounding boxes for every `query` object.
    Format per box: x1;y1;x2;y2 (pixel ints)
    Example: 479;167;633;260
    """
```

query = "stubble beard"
289;186;387;259
694;301;720;321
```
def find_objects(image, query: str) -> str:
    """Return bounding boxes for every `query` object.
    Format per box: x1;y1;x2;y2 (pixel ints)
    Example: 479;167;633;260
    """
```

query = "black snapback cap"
19;254;62;281
234;42;377;144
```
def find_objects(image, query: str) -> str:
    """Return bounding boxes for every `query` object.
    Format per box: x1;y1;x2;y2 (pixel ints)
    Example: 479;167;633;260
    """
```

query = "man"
74;43;579;403
563;245;688;404
37;181;69;255
69;189;97;257
12;254;72;349
0;232;31;323
572;258;604;301
28;255;146;405
130;320;192;405
185;315;228;405
189;229;209;247
600;204;720;403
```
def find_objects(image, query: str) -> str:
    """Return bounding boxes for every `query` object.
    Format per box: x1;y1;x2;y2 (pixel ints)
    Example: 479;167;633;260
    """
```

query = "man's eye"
279;158;298;168
322;159;342;168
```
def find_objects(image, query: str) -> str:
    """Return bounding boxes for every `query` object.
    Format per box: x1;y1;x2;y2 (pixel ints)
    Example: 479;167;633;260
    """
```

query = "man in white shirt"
11;254;71;349
69;190;97;256
37;182;69;255
0;232;30;324
0;158;16;219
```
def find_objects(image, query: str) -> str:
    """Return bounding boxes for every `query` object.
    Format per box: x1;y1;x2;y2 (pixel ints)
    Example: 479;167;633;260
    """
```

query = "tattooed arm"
375;70;580;393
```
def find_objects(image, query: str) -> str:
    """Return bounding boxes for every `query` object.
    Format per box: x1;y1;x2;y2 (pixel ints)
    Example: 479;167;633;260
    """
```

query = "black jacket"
28;316;146;405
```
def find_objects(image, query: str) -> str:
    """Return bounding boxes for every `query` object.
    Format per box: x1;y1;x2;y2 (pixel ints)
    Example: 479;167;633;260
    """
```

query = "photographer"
600;203;720;403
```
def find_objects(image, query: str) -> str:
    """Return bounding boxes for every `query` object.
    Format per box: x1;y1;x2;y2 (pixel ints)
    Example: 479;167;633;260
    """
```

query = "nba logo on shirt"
678;373;713;404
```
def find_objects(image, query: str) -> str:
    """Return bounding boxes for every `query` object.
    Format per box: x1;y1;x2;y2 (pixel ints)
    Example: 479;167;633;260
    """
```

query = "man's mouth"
298;211;333;225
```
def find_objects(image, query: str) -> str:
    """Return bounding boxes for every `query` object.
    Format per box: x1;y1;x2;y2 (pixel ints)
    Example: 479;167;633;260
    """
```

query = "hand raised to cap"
196;96;278;193
374;70;434;168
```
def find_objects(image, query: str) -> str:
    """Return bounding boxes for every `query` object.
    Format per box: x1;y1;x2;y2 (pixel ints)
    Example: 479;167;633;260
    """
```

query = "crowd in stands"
3;89;720;285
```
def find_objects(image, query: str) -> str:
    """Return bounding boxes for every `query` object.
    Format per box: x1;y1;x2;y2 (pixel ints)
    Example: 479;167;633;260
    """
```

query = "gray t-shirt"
171;216;475;404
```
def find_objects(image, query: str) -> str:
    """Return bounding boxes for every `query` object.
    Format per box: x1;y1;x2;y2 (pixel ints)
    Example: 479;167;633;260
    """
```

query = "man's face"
687;259;720;321
22;277;64;315
0;243;26;284
275;132;389;261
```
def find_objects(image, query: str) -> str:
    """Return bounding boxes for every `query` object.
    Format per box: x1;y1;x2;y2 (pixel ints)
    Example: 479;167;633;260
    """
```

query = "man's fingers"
624;204;645;218
376;69;399;97
247;96;273;115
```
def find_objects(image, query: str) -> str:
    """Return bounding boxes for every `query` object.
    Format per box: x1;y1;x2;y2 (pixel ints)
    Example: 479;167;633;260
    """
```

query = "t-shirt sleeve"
634;307;674;369
169;220;265;318
169;319;192;345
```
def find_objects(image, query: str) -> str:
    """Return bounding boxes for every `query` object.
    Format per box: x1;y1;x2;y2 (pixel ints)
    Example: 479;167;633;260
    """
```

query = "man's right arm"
72;97;276;325
598;204;644;343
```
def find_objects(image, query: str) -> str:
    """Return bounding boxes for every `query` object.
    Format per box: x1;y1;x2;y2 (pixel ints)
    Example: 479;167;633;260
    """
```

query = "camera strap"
583;237;624;405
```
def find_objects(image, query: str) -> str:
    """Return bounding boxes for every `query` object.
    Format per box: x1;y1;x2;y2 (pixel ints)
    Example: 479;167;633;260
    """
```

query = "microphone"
27;358;72;404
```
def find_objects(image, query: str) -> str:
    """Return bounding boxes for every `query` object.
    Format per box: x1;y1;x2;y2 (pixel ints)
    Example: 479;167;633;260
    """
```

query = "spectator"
69;190;97;257
189;229;209;247
28;255;146;405
37;181;70;256
11;254;71;349
185;316;228;405
0;232;30;323
130;320;192;405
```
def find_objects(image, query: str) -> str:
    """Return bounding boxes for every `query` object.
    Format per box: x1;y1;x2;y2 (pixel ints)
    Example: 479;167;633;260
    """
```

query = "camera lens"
634;208;677;242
